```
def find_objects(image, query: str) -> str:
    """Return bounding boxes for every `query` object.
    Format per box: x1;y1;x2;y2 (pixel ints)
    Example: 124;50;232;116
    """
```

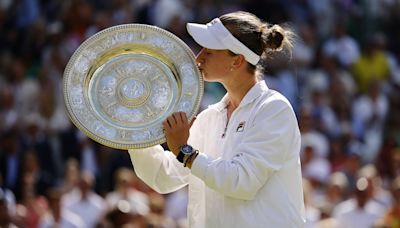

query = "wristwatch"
177;144;194;163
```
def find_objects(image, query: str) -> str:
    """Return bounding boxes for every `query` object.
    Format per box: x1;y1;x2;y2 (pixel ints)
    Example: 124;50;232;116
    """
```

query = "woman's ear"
231;54;246;70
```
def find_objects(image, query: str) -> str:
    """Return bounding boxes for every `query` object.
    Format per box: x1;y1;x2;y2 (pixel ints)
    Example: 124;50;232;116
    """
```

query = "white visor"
187;18;261;66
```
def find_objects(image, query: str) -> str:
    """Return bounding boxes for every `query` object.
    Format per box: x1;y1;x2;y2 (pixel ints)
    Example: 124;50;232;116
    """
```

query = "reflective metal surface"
63;24;203;149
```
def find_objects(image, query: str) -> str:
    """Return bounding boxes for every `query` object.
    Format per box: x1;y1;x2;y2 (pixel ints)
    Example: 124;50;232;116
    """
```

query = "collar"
209;80;269;112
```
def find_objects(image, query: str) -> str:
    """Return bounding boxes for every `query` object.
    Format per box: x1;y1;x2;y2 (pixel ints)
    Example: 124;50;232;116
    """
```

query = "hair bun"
265;26;284;50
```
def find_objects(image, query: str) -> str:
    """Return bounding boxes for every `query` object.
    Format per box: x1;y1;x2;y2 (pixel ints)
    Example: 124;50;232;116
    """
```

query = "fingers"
179;112;188;124
163;112;190;130
167;115;177;127
162;120;170;131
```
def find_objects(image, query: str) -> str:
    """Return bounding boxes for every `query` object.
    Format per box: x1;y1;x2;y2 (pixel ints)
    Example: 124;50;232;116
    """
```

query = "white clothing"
165;187;189;222
0;188;16;216
129;81;305;228
105;189;149;215
335;208;380;228
333;198;386;219
322;36;360;67
302;157;331;183
352;93;388;139
63;190;106;228
39;210;85;228
351;93;388;162
301;131;329;158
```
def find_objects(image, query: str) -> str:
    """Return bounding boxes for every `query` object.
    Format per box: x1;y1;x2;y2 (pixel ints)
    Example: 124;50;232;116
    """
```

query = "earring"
230;67;234;71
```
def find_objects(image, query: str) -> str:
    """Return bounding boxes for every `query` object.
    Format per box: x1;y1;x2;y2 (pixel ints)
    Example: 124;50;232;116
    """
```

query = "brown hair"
219;11;295;76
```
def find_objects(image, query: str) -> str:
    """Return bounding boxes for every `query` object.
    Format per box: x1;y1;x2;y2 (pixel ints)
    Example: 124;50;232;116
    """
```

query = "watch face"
181;145;193;154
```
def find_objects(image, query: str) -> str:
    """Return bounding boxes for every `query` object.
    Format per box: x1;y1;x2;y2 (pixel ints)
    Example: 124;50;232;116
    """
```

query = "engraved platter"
63;24;203;149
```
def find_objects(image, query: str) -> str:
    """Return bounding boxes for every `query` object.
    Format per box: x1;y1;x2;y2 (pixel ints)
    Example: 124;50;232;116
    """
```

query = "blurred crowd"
0;0;400;227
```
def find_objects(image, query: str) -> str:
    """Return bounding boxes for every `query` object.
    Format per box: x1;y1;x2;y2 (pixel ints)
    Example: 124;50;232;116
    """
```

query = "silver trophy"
63;24;203;149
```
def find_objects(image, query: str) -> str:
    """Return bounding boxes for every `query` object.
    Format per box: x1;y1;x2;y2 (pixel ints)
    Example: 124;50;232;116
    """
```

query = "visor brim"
186;23;226;50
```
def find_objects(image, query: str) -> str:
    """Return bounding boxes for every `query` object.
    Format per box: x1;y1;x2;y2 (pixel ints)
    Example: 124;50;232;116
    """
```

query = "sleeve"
128;145;190;194
128;108;207;194
191;100;300;200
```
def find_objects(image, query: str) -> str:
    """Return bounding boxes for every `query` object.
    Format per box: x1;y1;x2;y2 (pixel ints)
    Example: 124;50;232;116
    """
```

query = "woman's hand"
162;112;195;156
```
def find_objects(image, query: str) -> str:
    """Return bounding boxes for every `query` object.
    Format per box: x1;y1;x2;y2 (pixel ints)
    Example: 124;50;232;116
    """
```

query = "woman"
129;11;305;227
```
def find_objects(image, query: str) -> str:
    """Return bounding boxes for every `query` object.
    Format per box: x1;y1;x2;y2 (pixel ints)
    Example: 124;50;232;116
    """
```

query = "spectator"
20;113;56;182
0;130;23;194
59;158;80;194
333;177;385;227
0;1;399;227
14;172;48;228
311;172;349;212
63;171;106;228
358;164;392;209
146;192;176;228
352;35;391;94
0;88;18;133
38;188;85;228
351;81;389;163
299;106;330;158
303;178;321;228
105;167;150;216
322;22;360;68
382;176;400;227
0;176;16;217
0;192;18;228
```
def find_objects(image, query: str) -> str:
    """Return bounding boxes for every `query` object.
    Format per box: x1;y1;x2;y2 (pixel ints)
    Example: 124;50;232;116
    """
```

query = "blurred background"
0;0;400;227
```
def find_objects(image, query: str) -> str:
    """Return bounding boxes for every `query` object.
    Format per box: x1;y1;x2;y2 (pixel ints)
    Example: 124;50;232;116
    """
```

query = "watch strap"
177;151;186;163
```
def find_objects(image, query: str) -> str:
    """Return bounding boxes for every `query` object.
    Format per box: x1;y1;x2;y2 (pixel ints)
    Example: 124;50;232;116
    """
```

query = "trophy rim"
63;24;203;149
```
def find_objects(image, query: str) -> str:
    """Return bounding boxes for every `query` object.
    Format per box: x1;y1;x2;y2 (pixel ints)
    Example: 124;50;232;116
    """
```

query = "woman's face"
196;48;234;82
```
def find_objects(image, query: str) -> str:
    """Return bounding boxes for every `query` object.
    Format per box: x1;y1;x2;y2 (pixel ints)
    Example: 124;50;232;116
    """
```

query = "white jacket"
129;81;305;227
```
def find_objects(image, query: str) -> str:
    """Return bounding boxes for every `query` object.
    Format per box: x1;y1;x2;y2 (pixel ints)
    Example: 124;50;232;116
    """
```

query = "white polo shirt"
129;81;305;228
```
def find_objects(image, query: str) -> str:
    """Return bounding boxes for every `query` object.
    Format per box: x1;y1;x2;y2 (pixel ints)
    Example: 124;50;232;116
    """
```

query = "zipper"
221;106;239;138
221;120;228;138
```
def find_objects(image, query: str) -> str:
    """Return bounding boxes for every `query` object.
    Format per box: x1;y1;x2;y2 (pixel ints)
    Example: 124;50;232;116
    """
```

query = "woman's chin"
201;72;218;82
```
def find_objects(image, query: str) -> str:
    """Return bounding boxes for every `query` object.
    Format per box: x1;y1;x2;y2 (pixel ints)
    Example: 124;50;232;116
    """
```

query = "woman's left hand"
162;112;195;156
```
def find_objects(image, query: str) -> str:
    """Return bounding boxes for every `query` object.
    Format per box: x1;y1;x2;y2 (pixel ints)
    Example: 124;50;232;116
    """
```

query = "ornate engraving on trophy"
120;130;128;139
76;57;90;75
151;80;170;109
100;76;116;97
93;120;117;138
180;100;191;113
72;96;84;107
92;46;104;57
117;78;150;107
132;130;151;142
146;104;159;118
71;87;84;108
101;37;111;50
64;24;202;149
83;50;97;62
180;64;196;86
114;106;145;123
104;101;117;114
121;79;145;99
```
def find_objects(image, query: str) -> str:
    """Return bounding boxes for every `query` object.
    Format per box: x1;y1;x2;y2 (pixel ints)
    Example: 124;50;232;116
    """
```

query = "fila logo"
236;121;246;132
